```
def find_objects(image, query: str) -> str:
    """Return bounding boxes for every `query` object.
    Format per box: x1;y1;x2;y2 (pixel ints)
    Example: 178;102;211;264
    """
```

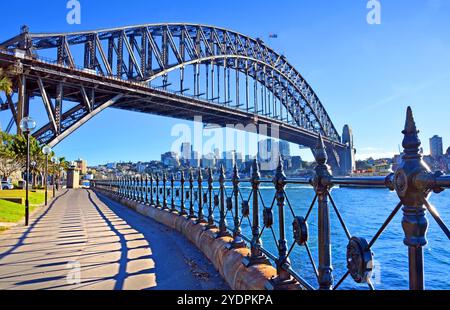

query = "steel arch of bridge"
1;23;342;145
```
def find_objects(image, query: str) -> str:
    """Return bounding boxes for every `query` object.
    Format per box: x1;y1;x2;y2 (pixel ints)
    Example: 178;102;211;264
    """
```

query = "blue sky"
1;0;449;165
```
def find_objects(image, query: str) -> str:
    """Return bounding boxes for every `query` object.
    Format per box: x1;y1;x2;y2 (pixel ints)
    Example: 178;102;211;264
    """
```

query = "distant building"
201;153;216;169
75;159;88;174
190;151;200;168
161;152;180;168
106;162;116;169
135;162;147;174
258;139;279;171
181;142;193;163
291;156;303;170
224;151;236;172
446;148;450;173
430;135;443;158
279;141;291;158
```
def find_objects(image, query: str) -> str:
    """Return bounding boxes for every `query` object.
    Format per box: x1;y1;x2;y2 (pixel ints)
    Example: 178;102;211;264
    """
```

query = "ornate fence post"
136;176;139;201
272;157;294;286
156;173;160;208
162;172;168;210
312;134;334;290
150;173;154;206
171;173;176;212
128;177;132;199
231;164;245;248
145;175;149;204
217;164;231;238
244;160;269;266
134;176;138;201
394;107;431;290
180;170;187;216
188;170;196;219
206;168;216;229
196;168;206;224
128;176;131;199
139;175;144;202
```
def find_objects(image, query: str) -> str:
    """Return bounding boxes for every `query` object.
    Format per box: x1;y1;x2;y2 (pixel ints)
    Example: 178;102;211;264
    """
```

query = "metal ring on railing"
241;200;250;217
263;208;273;228
293;216;308;246
226;197;233;211
346;237;374;284
214;195;219;207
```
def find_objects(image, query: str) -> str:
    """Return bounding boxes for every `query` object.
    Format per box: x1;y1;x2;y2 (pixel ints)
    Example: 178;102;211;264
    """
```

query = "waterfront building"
106;162;117;169
190;151;201;168
161;152;180;168
430;135;443;158
75;158;88;174
201;153;216;169
291;156;303;170
181;142;193;163
446;147;450;173
224;150;236;172
279;141;291;158
258;139;279;171
134;162;148;174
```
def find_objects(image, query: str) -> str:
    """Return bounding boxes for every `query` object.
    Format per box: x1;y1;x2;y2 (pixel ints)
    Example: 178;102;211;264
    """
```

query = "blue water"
124;183;450;290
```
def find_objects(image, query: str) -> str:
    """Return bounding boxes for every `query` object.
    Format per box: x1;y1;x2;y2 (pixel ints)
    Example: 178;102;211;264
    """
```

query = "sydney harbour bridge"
0;24;355;175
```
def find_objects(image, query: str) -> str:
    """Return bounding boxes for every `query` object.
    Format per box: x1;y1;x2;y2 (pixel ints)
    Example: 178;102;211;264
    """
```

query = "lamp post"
19;116;36;227
51;157;57;198
42;146;52;206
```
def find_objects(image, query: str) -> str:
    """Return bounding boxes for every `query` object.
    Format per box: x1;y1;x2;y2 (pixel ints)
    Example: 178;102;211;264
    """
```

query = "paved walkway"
0;189;228;290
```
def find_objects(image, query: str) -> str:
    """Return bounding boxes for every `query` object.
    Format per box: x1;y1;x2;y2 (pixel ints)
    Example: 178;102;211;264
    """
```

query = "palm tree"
0;68;12;95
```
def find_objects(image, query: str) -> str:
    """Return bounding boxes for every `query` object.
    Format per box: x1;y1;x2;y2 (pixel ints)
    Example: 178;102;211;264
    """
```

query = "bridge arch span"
0;23;354;174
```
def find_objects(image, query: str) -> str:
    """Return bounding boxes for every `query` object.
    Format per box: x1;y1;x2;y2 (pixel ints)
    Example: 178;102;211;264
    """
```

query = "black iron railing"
92;107;449;290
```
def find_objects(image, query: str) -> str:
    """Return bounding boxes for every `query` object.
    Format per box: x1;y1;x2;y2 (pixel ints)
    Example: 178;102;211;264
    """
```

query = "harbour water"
131;182;450;290
236;185;450;290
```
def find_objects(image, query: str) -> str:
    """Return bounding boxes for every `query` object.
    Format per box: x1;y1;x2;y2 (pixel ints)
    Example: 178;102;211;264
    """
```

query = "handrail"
91;107;449;291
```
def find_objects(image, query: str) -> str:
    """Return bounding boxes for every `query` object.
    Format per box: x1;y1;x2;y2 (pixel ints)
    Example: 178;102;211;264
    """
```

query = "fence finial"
180;170;185;182
402;106;421;156
219;164;225;181
274;156;286;184
198;167;203;182
252;159;260;181
233;163;240;180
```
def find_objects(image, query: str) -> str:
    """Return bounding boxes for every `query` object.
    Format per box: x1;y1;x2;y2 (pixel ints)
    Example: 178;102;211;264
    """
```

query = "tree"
0;132;22;181
0;68;12;95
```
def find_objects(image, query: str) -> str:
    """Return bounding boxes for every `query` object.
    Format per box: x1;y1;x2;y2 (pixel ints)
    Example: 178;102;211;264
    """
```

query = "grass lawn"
0;190;46;205
0;199;38;223
0;190;45;223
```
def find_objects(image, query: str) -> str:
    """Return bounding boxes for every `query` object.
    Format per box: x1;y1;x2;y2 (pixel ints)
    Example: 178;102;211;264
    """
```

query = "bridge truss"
0;24;351;173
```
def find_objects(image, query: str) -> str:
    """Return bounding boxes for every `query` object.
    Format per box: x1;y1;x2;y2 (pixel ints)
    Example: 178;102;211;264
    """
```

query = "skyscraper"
180;142;193;164
258;139;278;171
430;135;443;158
279;141;291;158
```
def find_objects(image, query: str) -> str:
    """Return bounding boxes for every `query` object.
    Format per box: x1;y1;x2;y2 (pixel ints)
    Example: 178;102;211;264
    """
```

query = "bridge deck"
0;189;228;290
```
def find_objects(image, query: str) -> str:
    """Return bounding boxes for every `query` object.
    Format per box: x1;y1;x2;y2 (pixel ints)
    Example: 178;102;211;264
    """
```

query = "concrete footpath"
0;189;228;290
